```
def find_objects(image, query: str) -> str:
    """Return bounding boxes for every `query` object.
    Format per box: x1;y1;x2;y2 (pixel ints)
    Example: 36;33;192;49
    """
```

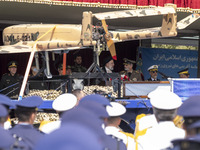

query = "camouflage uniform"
0;73;22;98
72;64;87;72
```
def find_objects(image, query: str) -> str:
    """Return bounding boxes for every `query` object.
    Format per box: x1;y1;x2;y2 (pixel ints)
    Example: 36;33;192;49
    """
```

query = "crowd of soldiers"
0;88;200;150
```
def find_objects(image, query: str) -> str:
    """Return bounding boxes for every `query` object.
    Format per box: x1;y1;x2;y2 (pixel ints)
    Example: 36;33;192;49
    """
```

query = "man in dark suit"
147;65;160;81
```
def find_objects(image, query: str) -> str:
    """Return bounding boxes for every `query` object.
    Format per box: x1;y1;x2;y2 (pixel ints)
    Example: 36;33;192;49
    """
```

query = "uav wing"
93;5;176;20
0;41;82;54
177;14;200;29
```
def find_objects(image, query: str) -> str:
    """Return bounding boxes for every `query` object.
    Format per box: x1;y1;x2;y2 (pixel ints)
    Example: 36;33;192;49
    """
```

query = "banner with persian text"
140;47;198;80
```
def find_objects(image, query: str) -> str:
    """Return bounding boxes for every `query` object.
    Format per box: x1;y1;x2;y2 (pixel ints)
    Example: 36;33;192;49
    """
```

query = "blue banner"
172;79;200;100
140;47;198;80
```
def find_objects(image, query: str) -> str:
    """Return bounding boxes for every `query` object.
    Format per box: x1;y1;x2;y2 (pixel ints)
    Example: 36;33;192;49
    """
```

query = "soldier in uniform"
104;102;138;150
9;96;44;150
0;61;22;99
50;64;72;90
120;58;143;81
72;55;87;72
139;90;185;150
177;68;190;78
147;65;160;81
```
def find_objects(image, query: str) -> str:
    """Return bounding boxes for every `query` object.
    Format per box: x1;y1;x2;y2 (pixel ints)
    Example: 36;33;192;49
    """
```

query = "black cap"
123;58;136;65
7;61;18;68
102;56;113;67
177;68;189;75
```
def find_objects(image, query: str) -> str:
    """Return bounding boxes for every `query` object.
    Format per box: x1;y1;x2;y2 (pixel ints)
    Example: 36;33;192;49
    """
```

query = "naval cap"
178;95;200;117
52;93;77;112
16;96;43;108
80;94;111;106
106;102;126;117
148;90;182;110
8;61;18;68
0;94;16;108
148;65;158;71
0;104;8;117
177;68;189;75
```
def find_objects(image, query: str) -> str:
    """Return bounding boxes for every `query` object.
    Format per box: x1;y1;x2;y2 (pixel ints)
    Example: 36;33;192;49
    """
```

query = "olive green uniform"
0;73;22;98
72;64;87;72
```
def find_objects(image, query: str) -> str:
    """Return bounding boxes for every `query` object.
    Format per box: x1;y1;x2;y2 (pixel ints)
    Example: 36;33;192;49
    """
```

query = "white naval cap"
148;90;182;110
52;93;77;111
106;102;126;117
148;65;158;71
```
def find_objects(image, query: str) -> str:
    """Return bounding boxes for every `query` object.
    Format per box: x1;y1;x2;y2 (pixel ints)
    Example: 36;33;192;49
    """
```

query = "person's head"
105;102;126;127
123;58;135;72
178;68;190;78
8;61;18;76
148;65;158;79
74;55;82;65
15;96;43;124
148;90;182;122
58;64;72;75
31;62;39;76
103;56;114;71
72;89;85;105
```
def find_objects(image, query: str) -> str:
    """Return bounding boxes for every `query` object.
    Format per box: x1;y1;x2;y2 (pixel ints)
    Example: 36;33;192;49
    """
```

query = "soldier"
0;61;22;99
177;68;190;78
72;55;87;72
105;102;137;150
9;96;44;150
177;95;200;137
147;65;160;81
0;94;16;129
0;104;16;149
72;89;85;105
121;58;143;81
57;63;72;75
50;64;71;90
169;95;200;150
40;93;77;134
139;90;185;150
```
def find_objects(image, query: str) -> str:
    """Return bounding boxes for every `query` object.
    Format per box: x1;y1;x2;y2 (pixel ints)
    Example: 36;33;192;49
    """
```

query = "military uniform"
9;96;44;150
147;65;160;81
0;73;22;98
139;90;185;150
121;70;143;81
72;64;87;72
121;58;143;81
